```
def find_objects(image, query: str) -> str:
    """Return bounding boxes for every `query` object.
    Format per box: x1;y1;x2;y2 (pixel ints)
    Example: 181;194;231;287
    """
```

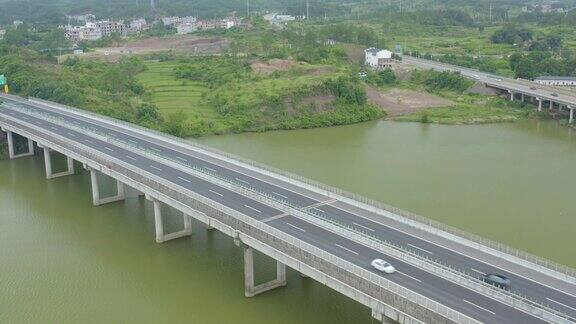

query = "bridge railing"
0;114;482;324
15;106;575;323
15;97;576;286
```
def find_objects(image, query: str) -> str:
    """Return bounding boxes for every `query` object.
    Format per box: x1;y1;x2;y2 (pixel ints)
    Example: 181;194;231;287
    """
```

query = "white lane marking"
209;189;223;197
285;222;306;232
176;156;187;162
67;132;76;137
353;222;375;232
272;191;289;199
396;270;422;283
204;166;217;172
50;126;58;131
84;139;93;144
334;244;359;255
150;165;163;171
177;176;191;183
125;155;137;161
324;203;576;299
243;204;262;213
235;178;251;185
462;300;496;315
408;243;433;255
128;139;138;144
314;208;325;213
104;147;114;152
151;147;162;153
471;268;486;275
546;298;576;312
234;178;250;185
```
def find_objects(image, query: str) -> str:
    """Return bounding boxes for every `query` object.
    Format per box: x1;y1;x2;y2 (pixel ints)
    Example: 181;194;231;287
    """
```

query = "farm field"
137;61;221;121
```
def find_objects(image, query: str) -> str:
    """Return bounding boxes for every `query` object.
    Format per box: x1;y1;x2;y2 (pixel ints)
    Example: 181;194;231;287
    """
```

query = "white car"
371;259;396;273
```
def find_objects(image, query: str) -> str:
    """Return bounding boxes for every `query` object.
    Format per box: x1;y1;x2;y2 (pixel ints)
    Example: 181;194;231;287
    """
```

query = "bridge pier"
509;91;514;101
570;107;574;124
243;244;286;297
537;98;542;112
89;169;125;206
5;130;34;159
372;308;420;324
150;198;192;243
41;147;74;179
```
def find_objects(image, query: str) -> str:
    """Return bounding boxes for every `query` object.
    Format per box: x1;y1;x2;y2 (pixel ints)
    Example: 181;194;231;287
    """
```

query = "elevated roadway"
1;94;575;323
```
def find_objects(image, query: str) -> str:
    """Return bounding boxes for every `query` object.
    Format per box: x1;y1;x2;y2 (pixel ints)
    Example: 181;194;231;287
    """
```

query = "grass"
394;95;529;124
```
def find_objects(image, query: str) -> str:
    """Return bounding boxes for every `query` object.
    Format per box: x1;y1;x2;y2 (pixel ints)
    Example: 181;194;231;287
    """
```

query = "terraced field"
137;61;217;120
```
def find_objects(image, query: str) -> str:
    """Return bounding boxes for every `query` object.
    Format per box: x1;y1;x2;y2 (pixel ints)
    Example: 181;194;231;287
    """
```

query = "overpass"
1;94;575;324
402;56;576;123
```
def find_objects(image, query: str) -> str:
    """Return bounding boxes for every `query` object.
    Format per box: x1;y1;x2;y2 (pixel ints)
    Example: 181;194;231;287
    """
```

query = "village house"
364;48;394;70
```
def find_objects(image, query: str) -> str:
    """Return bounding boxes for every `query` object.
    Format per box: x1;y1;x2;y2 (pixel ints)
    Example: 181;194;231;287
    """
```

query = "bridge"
402;56;576;124
1;94;575;324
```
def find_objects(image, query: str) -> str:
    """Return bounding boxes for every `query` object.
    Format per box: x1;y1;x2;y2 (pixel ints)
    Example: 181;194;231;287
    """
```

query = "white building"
66;14;96;23
365;48;393;69
264;13;296;26
13;20;23;27
176;22;198;34
162;16;182;26
535;76;576;87
0;29;5;40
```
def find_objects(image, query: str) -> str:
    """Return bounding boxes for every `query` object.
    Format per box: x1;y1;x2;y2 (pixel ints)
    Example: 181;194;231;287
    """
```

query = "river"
1;119;575;323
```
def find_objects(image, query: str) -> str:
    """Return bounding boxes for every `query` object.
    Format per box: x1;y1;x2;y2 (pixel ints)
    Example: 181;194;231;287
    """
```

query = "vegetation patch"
394;96;528;125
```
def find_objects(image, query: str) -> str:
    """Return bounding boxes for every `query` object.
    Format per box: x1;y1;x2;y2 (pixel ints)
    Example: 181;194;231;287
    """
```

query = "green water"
0;156;369;323
198;120;576;268
1;119;575;323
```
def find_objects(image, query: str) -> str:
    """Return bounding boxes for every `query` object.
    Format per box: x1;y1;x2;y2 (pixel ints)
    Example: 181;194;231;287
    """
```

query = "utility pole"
150;0;156;11
306;0;310;20
247;0;250;17
489;2;493;23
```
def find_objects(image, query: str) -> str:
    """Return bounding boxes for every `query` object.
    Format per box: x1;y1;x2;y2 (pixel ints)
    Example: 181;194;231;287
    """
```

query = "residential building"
365;48;394;69
0;29;5;40
13;20;23;28
176;22;198;34
94;20;126;37
535;76;576;87
264;13;296;25
162;16;181;26
127;18;148;34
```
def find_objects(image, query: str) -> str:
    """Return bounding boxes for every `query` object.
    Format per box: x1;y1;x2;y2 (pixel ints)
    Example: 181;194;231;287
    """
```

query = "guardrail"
0;114;482;324
11;96;576;286
12;106;575;323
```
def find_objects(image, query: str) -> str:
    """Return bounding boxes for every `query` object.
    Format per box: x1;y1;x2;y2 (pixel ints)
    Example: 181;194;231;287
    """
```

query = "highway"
1;96;575;323
402;56;576;107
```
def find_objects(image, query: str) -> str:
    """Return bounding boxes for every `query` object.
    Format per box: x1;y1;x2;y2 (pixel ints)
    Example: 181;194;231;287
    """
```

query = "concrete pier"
243;245;287;297
151;199;192;243
6;131;34;159
509;91;514;101
90;169;125;206
570;106;574;124
42;147;74;179
537;98;542;112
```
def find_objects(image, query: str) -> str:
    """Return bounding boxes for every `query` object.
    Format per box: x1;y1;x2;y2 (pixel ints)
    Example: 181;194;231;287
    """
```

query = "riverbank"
393;95;529;124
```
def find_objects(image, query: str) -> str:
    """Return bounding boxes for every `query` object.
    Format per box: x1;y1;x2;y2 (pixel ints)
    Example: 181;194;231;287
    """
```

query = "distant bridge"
403;56;576;124
1;94;575;324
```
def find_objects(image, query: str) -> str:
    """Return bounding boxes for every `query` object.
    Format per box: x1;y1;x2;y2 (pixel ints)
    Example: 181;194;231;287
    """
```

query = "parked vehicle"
371;259;396;273
482;273;511;290
551;93;559;97
530;86;537;90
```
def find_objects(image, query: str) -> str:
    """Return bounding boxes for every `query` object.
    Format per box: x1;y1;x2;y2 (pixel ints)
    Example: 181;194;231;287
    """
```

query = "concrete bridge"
1;94;575;324
402;56;576;124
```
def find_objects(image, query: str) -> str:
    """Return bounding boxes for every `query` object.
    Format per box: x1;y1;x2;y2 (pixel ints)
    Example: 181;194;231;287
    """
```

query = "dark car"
482;273;511;290
551;93;559;97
